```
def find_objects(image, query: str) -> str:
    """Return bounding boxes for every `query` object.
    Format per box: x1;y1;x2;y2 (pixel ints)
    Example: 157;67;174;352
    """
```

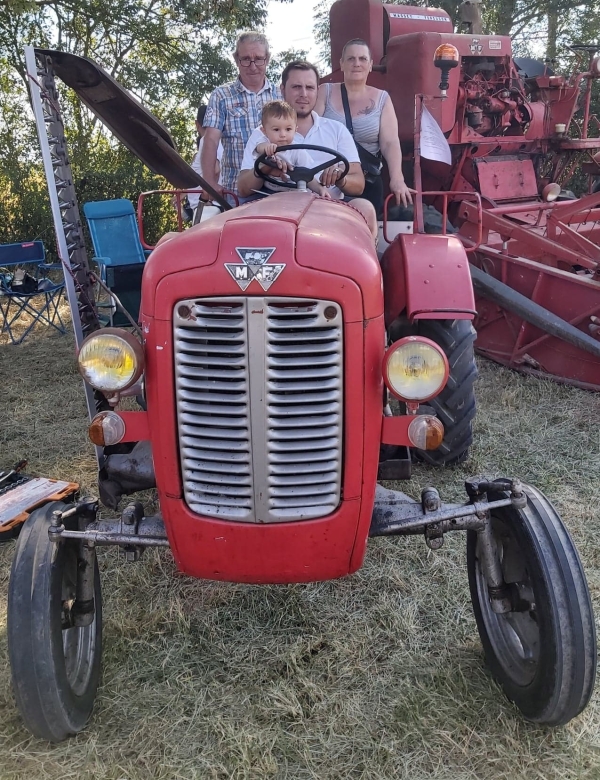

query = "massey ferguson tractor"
4;19;597;740
327;0;600;390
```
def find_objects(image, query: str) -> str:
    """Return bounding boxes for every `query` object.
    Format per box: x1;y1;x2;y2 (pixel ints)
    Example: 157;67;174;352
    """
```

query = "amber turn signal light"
407;415;445;450
89;411;126;447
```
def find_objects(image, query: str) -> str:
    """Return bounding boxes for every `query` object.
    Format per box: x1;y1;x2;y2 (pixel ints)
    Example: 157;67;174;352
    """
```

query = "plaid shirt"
204;77;281;193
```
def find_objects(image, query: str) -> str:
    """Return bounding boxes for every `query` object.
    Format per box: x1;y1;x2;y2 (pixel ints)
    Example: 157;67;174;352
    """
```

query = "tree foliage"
2;0;600;248
0;0;295;246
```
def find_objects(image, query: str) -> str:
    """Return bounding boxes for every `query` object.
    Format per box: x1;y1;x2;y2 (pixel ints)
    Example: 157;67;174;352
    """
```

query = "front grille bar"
174;297;343;523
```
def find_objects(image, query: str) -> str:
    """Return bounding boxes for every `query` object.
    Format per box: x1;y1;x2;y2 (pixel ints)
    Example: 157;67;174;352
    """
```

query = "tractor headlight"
78;328;144;392
383;336;449;402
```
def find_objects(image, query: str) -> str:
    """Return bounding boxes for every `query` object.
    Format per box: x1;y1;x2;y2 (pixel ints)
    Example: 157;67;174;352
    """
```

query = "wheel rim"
60;545;97;697
474;520;540;686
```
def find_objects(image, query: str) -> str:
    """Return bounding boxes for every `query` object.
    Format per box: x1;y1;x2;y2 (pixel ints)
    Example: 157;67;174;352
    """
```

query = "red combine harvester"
328;0;600;390
5;36;596;741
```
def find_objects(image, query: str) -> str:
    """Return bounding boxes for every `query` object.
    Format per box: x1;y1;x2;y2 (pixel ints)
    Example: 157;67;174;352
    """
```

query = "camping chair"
0;240;66;345
83;199;150;327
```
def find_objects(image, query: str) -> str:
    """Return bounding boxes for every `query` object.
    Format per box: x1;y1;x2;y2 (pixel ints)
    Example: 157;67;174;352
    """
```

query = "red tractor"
327;0;600;390
5;44;596;741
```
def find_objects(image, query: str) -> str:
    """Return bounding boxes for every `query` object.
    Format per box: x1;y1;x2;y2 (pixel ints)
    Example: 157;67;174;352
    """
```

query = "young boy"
253;101;331;198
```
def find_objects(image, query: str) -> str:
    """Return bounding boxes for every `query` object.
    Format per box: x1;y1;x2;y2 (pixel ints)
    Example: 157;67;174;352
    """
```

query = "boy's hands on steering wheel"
254;144;350;190
261;154;293;178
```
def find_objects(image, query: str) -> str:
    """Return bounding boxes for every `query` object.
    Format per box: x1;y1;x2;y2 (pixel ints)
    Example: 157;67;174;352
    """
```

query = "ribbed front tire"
467;483;596;725
415;319;477;466
7;501;102;741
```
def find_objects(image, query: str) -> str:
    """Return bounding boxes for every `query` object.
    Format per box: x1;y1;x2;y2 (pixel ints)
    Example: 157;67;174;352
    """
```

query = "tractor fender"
382;233;477;325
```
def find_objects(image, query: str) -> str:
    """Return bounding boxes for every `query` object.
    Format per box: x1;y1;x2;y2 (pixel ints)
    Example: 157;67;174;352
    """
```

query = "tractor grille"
174;297;343;523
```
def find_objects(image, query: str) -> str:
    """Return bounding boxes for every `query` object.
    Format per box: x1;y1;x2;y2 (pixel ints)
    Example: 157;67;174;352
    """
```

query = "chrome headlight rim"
78;327;145;393
383;335;449;403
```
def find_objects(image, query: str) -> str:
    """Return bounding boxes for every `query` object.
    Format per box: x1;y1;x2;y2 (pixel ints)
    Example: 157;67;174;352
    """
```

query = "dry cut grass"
0;307;599;779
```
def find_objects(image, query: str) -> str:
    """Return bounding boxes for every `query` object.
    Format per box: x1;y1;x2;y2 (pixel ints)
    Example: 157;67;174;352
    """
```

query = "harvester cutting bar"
484;202;600;255
455;190;600;388
464;240;600;388
470;262;600;360
461;201;600;271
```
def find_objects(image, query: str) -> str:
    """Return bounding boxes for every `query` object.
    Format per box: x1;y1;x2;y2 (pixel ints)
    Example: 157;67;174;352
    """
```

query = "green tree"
267;47;309;82
0;0;295;245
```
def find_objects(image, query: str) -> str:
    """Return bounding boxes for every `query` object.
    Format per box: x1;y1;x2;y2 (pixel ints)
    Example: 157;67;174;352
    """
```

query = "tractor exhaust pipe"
469;264;600;360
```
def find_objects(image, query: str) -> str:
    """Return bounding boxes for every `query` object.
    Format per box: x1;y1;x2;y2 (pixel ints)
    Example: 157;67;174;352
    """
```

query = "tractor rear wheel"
7;501;102;741
415;319;477;466
467;483;596;725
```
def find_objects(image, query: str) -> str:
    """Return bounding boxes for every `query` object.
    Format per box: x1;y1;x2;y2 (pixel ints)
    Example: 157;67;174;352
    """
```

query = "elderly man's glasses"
238;56;267;67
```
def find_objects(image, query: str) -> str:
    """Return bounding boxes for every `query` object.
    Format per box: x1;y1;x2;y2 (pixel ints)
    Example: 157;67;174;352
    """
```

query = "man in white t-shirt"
188;105;223;212
237;60;377;237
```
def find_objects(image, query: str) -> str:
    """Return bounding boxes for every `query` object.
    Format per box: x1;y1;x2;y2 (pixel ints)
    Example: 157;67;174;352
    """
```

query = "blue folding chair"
83;199;150;327
0;241;66;345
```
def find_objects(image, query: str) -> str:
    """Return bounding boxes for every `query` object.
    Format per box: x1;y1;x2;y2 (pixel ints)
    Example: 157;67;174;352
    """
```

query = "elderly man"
237;61;376;237
201;31;281;199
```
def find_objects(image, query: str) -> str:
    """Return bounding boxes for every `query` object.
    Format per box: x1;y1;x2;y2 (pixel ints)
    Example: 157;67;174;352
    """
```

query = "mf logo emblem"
225;247;285;291
469;38;483;54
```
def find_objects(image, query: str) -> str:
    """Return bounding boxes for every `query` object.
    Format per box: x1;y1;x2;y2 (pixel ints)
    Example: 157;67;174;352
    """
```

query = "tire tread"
7;501;102;741
467;483;596;725
416;319;478;466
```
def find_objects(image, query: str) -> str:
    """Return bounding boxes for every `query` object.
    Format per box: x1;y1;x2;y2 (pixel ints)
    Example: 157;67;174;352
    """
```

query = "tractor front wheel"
467;483;596;725
415;319;477;466
7;501;103;741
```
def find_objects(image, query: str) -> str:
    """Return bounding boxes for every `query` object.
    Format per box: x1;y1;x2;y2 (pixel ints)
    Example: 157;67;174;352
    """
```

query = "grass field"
0;311;599;780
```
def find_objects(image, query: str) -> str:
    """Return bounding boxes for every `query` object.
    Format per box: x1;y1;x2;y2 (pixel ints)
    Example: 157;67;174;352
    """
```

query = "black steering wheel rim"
253;143;350;190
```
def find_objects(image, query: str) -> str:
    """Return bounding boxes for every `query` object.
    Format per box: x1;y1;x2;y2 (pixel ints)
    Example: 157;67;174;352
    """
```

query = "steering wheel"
253;144;350;190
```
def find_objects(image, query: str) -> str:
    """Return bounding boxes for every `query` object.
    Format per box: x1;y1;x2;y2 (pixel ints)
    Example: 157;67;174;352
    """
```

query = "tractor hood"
35;49;218;197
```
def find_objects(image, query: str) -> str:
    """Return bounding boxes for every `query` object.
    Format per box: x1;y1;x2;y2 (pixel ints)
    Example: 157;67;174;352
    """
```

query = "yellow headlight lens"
78;330;142;392
384;337;449;401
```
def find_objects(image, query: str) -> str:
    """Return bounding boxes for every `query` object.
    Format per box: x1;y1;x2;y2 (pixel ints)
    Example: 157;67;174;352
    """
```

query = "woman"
315;38;412;215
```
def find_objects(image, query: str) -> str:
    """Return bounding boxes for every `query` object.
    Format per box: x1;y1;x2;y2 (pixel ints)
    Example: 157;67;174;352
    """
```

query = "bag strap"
340;83;354;136
340;84;381;167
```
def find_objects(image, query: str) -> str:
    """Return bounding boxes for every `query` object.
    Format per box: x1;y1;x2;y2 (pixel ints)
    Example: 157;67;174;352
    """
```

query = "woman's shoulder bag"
340;83;383;183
